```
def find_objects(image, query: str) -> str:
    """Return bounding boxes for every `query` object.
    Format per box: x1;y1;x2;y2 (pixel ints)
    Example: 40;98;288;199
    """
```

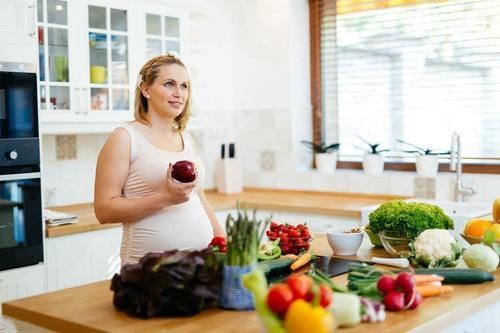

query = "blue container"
220;264;256;310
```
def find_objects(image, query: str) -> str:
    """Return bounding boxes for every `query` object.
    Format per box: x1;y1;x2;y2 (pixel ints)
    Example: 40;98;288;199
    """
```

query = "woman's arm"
94;128;195;224
198;190;226;237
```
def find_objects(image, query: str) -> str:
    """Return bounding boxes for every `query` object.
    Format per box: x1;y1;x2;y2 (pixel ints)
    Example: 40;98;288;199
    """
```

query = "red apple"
171;160;196;183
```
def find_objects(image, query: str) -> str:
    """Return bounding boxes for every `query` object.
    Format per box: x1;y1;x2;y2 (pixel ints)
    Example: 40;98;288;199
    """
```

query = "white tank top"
118;122;214;265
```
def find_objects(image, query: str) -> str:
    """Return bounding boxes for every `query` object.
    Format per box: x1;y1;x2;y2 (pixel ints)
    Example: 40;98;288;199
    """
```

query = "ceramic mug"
54;56;68;82
90;66;107;84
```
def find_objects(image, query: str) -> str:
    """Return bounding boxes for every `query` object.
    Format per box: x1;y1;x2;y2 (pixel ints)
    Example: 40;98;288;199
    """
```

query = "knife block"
215;158;242;194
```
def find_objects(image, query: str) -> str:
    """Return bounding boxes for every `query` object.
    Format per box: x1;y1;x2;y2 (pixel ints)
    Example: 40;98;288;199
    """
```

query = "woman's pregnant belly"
121;197;214;264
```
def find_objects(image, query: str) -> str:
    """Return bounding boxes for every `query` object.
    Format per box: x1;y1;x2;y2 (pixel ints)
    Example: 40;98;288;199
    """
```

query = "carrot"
414;274;444;285
290;251;312;271
415;284;453;297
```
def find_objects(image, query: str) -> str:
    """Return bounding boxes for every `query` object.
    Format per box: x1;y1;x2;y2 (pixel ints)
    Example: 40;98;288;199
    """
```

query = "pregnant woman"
94;53;225;265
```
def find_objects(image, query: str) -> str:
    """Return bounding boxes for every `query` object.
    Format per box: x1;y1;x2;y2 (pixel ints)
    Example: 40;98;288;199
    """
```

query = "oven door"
0;172;43;271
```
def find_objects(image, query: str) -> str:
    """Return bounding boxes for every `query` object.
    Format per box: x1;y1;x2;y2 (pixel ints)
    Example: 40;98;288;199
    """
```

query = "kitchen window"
309;0;500;173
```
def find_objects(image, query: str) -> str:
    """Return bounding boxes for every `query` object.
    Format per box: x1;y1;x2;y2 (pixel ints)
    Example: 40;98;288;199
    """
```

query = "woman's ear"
141;87;150;99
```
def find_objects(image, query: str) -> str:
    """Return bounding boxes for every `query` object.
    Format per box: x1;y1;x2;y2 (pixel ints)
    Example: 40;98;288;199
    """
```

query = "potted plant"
354;136;390;175
301;140;340;174
397;139;450;177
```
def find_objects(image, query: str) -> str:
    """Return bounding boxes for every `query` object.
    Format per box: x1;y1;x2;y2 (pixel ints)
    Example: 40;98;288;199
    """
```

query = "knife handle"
371;257;409;268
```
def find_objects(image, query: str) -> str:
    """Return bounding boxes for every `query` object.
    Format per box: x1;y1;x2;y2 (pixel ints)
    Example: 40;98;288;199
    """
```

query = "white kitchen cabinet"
278;211;359;233
37;0;135;134
214;208;359;234
0;0;37;63
45;227;121;292
36;0;195;134
0;264;46;307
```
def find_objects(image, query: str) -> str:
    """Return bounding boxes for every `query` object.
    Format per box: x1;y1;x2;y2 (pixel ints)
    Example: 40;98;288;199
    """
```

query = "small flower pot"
315;152;338;174
415;155;439;177
362;154;384;175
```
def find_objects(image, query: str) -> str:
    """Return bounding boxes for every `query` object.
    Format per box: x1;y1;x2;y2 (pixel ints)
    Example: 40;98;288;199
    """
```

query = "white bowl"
326;229;364;256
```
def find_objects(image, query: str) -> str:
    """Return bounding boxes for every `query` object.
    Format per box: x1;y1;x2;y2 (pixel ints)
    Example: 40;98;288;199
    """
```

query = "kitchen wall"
41;0;500;207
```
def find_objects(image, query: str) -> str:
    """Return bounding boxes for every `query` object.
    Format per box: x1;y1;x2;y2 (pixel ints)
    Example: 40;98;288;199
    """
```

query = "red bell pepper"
208;236;227;253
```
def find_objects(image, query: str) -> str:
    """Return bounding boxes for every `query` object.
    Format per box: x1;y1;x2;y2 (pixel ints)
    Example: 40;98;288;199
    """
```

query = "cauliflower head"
413;229;462;267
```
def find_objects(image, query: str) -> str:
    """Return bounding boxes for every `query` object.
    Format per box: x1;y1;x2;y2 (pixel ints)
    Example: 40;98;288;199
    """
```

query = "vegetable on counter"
110;248;220;318
415;284;453;298
243;270;335;333
413;268;495;284
208;236;227;253
284;299;335;333
242;269;286;333
368;200;454;239
290;251;312;271
462;244;499;272
329;292;362;327
258;239;282;260
411;229;462;268
225;207;269;266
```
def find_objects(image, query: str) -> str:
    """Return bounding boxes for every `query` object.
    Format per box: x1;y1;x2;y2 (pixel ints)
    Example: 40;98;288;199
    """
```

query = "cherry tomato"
319;285;333;308
267;284;294;316
270;221;279;231
286;275;313;300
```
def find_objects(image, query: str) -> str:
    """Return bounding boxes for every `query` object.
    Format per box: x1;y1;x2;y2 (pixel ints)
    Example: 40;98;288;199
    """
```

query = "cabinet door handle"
28;4;36;36
81;88;89;114
74;87;81;114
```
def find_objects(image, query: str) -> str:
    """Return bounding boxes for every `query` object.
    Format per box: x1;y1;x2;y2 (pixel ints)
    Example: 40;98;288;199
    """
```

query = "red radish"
377;275;396;293
383;291;405;311
404;290;422;310
396;272;416;294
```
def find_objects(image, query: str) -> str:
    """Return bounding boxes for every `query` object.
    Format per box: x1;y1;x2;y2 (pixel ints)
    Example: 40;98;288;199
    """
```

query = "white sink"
360;199;491;233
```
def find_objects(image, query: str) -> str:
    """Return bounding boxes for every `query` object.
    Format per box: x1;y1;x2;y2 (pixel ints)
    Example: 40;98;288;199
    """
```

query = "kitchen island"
3;235;499;333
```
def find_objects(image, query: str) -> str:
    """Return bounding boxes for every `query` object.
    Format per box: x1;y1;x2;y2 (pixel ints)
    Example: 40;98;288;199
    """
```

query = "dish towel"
44;209;78;226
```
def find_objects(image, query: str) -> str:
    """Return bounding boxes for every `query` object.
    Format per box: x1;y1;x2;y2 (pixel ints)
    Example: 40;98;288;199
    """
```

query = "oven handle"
0;172;41;181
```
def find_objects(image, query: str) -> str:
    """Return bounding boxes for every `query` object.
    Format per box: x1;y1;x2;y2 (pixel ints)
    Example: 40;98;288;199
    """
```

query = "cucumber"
414;268;495;284
258;257;294;275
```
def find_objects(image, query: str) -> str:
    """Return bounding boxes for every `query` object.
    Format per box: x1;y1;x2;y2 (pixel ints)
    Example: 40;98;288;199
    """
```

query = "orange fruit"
485;224;500;241
464;219;494;238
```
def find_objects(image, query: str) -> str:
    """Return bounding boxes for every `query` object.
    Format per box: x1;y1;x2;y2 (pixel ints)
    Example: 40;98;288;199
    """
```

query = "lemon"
484;223;500;241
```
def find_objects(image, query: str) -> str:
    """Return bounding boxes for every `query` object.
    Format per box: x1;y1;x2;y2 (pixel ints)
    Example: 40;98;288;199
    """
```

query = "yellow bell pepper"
284;299;335;333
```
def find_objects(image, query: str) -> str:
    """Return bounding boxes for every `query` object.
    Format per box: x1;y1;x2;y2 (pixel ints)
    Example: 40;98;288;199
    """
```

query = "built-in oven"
0;62;43;271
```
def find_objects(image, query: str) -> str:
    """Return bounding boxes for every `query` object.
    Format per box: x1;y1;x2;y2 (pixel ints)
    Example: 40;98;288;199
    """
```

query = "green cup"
54;56;68;82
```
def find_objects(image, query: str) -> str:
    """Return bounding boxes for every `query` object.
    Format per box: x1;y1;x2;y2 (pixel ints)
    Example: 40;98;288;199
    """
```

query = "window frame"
308;0;500;175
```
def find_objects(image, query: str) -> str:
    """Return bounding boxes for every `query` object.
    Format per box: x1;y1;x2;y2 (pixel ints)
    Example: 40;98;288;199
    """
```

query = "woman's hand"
161;163;197;205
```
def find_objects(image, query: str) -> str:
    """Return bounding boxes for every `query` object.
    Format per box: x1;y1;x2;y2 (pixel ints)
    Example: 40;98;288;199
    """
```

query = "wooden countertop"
3;236;499;333
45;188;405;238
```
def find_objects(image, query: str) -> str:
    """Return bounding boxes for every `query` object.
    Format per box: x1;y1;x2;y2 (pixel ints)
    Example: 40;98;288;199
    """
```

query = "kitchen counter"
45;188;406;238
3;236;499;333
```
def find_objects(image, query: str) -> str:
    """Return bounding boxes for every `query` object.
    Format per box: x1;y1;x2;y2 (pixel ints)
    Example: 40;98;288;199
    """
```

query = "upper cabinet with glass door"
37;0;134;134
86;3;131;115
145;13;181;58
37;0;72;113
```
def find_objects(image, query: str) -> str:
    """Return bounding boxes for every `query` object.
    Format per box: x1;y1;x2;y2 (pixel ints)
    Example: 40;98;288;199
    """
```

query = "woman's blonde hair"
134;54;192;131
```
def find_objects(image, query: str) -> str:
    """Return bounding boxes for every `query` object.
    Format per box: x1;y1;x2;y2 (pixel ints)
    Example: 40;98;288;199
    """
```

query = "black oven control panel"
0;138;40;167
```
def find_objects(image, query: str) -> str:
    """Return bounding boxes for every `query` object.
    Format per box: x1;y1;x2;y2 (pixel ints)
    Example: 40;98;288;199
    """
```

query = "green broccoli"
368;201;454;239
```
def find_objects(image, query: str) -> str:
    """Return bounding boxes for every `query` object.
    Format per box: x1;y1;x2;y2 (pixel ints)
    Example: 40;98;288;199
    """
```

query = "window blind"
318;0;500;163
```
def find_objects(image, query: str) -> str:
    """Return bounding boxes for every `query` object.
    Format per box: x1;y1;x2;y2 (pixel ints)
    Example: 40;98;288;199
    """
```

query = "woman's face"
143;63;189;119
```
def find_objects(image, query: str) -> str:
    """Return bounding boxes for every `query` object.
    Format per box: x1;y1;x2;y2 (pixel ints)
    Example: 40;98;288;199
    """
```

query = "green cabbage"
368;201;454;239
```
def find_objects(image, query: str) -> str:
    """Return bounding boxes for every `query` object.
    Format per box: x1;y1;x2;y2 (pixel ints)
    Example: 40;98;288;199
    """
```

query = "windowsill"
337;161;500;175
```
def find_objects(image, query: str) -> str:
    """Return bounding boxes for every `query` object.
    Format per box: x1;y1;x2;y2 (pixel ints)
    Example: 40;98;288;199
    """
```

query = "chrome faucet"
450;132;475;202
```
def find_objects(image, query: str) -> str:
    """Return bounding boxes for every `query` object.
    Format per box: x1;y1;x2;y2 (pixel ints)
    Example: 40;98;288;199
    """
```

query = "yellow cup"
90;66;107;83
